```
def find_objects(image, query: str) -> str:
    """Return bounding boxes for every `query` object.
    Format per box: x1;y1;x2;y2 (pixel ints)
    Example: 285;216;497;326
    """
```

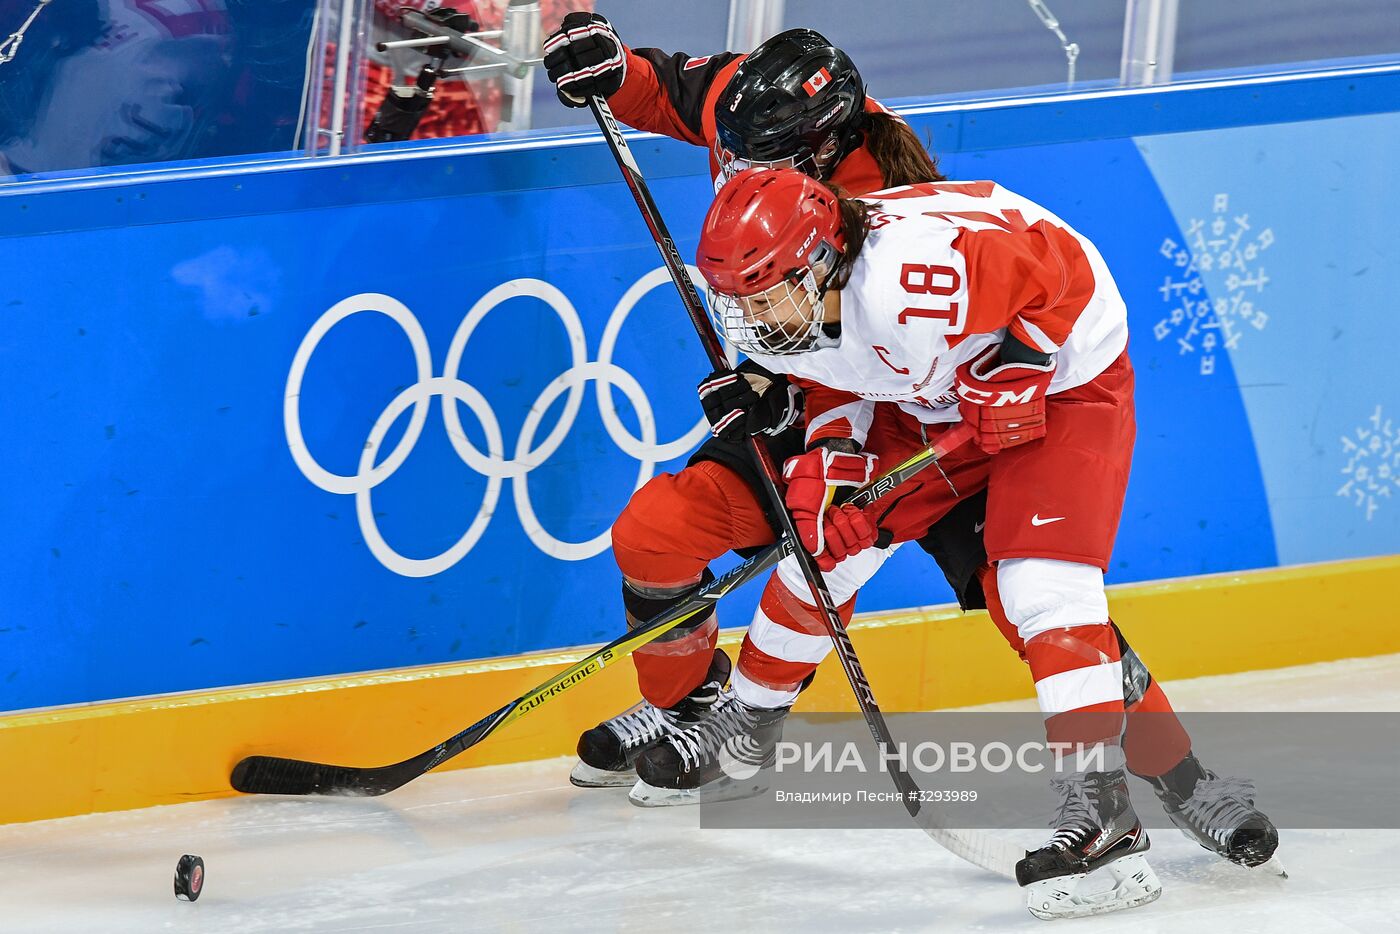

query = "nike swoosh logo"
974;521;986;534
1030;514;1066;526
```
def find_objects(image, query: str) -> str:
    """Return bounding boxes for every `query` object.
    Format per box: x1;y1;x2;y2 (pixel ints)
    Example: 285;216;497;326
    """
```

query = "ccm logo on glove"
954;344;1056;454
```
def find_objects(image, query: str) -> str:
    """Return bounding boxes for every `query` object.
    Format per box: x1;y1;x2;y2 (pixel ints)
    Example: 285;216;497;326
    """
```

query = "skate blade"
1025;853;1163;921
569;760;637;788
627;775;771;808
628;780;699;807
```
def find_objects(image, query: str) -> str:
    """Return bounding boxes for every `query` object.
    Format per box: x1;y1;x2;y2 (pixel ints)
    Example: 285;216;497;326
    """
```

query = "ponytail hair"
861;111;946;187
825;113;942;289
824;194;874;293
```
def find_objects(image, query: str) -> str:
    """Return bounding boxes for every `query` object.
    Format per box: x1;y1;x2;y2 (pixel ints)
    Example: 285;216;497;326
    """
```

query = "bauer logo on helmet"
814;102;844;130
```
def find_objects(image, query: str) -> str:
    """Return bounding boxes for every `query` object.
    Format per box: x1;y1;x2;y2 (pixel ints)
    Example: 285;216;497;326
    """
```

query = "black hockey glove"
425;6;477;31
364;85;434;143
697;367;803;444
542;12;625;108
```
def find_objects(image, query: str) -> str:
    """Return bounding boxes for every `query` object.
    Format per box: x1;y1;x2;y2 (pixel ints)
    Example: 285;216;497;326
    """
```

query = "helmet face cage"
713;136;818;183
708;266;826;357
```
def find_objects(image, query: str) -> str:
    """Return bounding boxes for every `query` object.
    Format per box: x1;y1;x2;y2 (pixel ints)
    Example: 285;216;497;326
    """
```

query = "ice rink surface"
4;654;1399;934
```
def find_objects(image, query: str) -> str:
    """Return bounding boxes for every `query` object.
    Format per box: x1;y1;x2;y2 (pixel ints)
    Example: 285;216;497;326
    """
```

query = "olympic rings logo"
284;269;719;577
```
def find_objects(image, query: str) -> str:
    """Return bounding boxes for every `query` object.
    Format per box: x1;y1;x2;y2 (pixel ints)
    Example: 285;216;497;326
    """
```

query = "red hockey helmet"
697;167;845;356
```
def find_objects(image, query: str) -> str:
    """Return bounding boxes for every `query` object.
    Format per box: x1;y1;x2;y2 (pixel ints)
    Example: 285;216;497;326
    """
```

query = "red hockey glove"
954;344;1056;454
816;503;879;571
782;447;879;570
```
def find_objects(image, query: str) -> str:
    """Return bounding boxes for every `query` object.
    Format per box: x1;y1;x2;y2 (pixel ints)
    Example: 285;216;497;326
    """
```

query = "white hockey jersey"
747;181;1129;448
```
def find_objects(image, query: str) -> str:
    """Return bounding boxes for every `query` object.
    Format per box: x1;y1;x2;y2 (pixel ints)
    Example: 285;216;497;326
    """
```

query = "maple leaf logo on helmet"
802;68;832;96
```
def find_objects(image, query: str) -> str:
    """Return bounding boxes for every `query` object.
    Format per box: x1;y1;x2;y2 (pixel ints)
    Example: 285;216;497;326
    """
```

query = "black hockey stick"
587;97;1020;879
229;435;960;798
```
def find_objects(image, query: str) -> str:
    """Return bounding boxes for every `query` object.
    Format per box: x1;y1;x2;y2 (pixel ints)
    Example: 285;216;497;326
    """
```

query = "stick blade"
230;755;396;797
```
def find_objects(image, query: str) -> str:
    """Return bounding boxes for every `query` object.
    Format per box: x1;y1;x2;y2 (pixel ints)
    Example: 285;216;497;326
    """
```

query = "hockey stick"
586;97;1020;879
229;434;962;798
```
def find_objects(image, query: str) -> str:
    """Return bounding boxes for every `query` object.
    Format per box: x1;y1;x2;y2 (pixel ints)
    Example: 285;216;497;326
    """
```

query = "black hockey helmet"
713;28;867;182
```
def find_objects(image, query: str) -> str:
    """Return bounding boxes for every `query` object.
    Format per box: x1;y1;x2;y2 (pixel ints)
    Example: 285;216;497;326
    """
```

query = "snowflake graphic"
1338;405;1400;522
1153;193;1275;376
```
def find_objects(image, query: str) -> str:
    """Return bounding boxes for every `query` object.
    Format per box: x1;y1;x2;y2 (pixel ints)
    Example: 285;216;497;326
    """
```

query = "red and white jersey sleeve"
795;379;876;448
750;181;1129;426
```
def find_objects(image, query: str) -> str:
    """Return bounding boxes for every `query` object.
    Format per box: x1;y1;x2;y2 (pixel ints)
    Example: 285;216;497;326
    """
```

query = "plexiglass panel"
527;0;729;130
1173;0;1400;79
781;0;1128;101
0;0;319;182
7;0;1395;177
346;0;575;145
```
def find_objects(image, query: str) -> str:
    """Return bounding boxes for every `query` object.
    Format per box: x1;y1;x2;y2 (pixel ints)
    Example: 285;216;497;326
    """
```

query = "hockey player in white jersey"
684;167;1278;919
544;22;1234;847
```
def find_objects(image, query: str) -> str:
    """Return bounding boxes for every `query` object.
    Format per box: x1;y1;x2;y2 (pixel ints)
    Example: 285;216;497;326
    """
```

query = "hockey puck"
174;854;205;902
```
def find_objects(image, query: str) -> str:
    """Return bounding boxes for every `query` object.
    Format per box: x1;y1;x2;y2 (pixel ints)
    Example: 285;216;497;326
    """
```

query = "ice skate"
1017;768;1163;921
1146;753;1283;874
628;693;789;807
569;649;731;787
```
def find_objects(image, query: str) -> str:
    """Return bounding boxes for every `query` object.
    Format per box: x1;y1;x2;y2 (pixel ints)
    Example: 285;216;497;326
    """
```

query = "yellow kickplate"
1;555;1396;824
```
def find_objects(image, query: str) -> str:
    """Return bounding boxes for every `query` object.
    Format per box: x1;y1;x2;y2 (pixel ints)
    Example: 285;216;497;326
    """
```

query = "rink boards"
2;555;1396;824
1;63;1398;821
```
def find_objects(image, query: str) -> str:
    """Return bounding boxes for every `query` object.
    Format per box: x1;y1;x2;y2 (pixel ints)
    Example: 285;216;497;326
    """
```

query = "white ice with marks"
3;654;1399;933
